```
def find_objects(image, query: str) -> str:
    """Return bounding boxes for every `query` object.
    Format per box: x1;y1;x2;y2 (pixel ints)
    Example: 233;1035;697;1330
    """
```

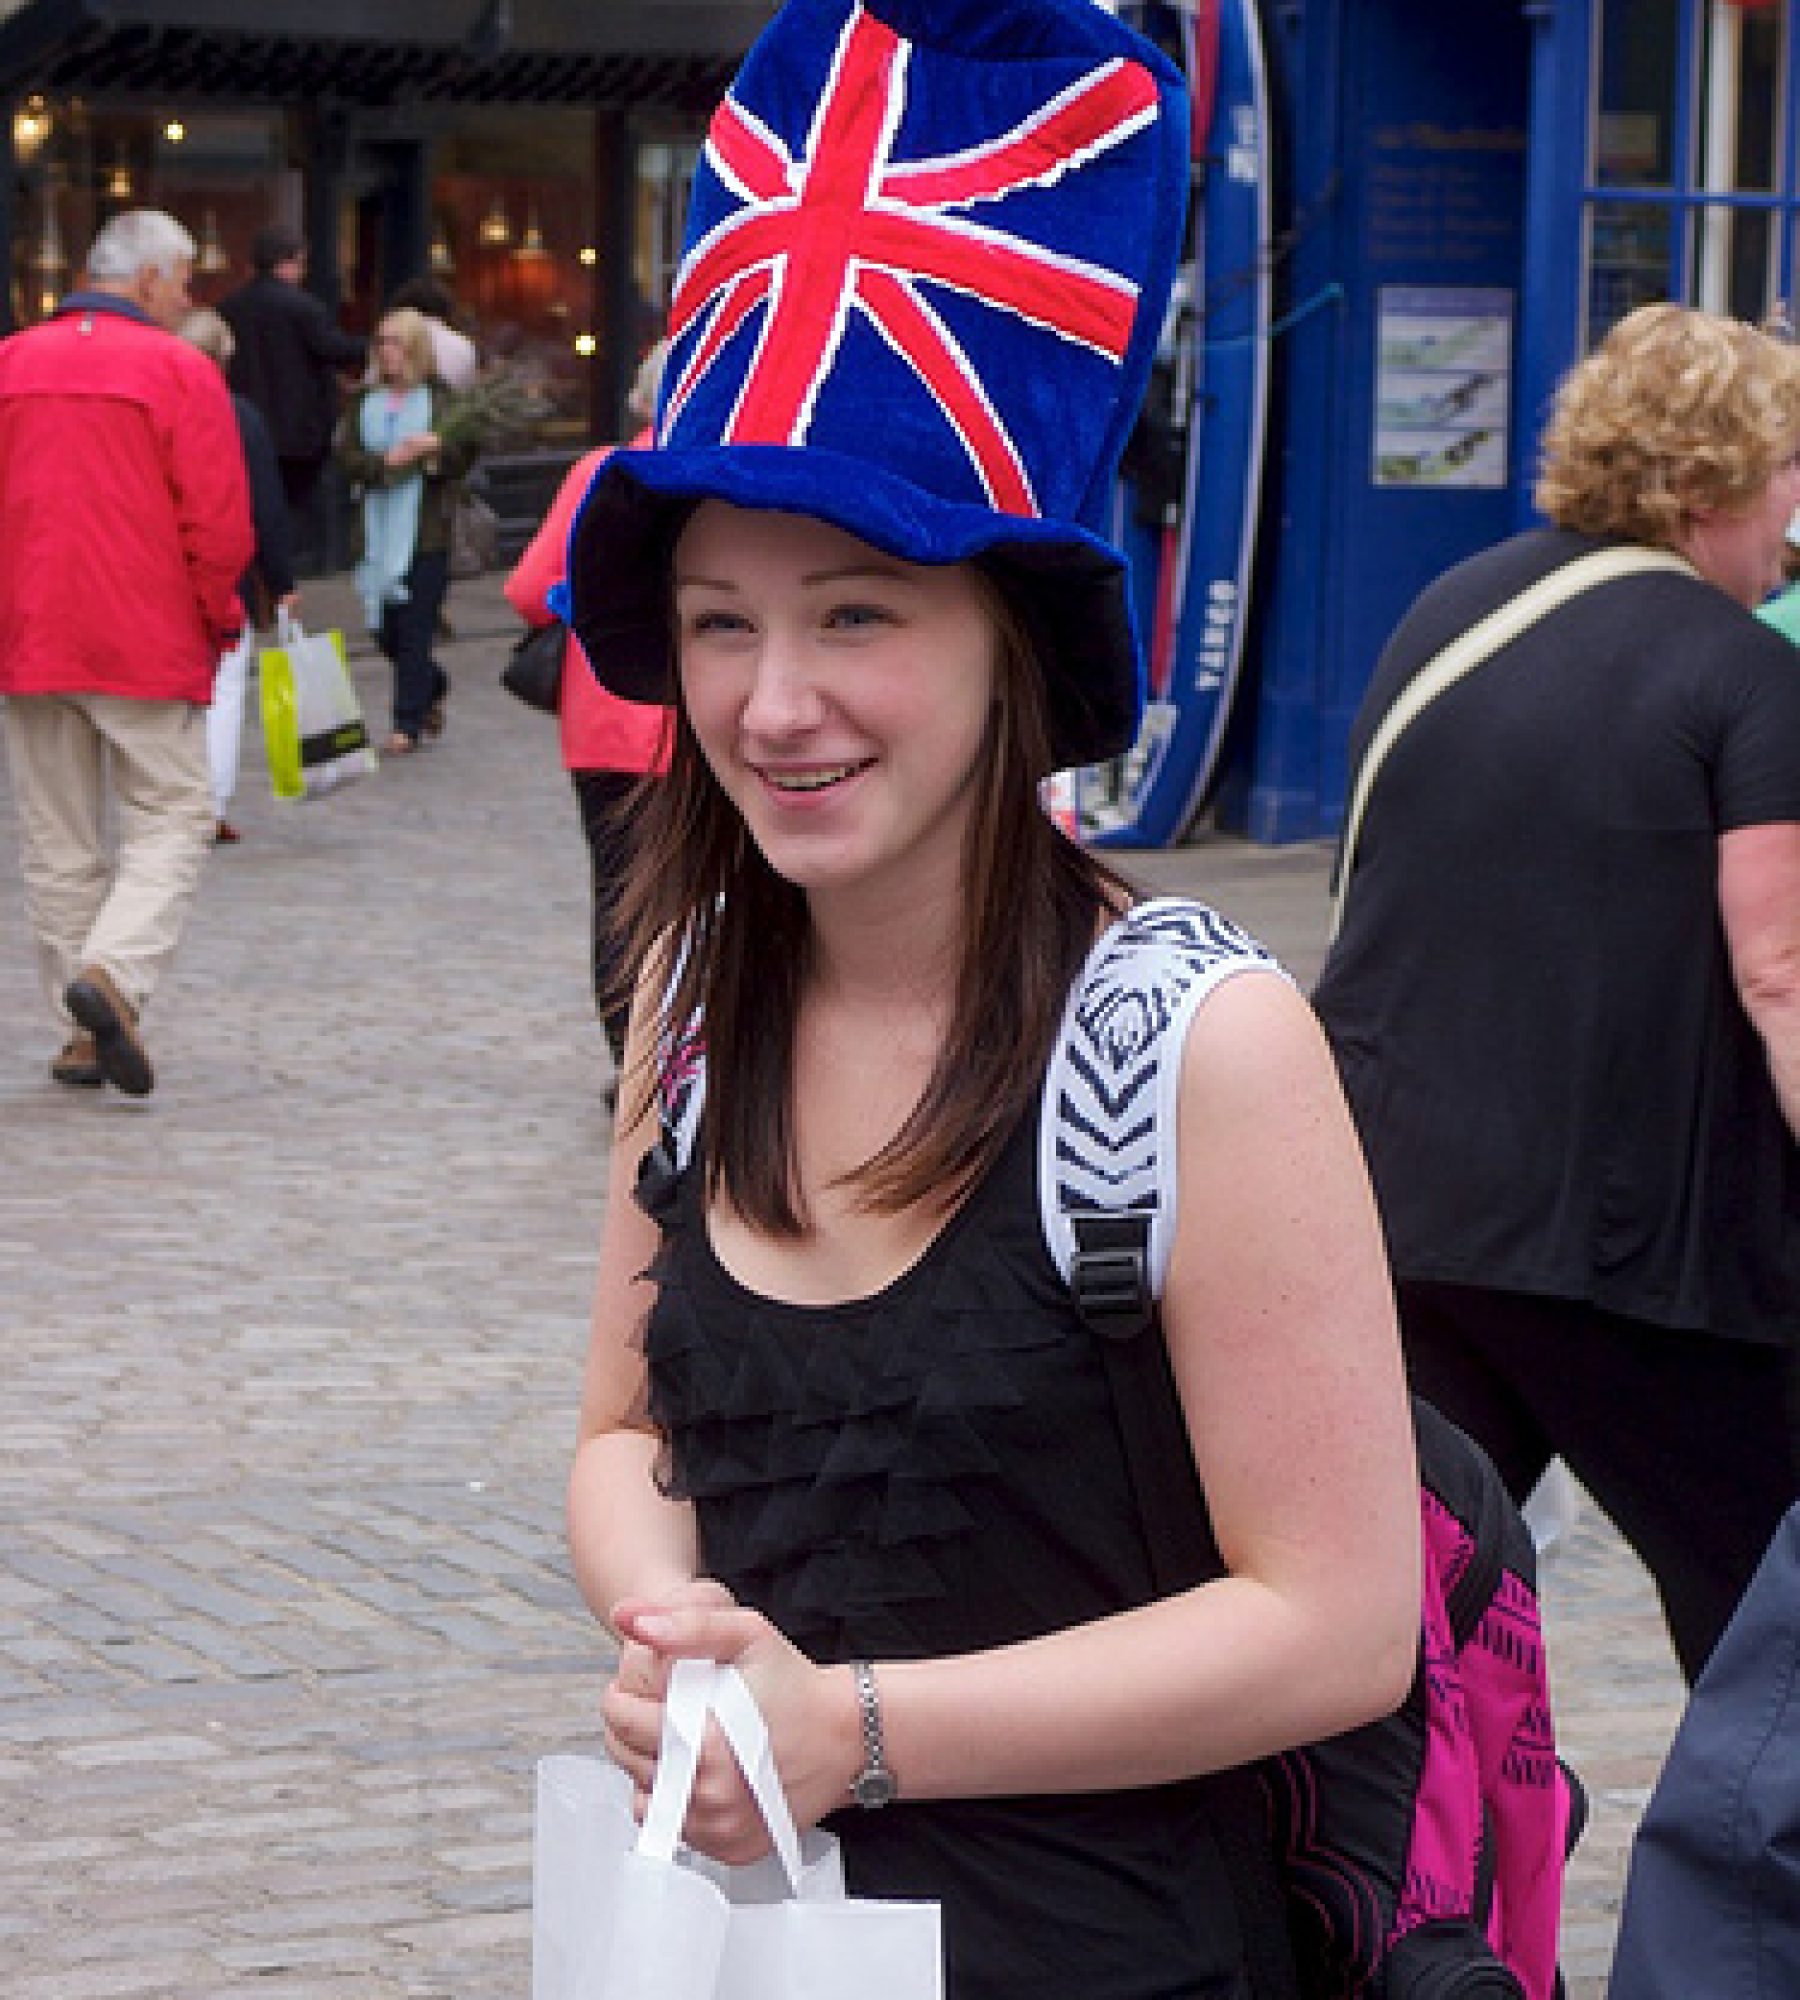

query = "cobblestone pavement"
0;577;1681;1997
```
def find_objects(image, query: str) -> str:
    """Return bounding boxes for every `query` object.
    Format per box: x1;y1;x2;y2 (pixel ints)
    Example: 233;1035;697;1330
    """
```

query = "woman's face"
673;502;1002;907
1686;446;1800;607
373;321;412;388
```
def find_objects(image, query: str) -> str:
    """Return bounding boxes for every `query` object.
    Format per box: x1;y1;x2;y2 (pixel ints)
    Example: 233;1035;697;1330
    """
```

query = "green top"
1755;582;1800;647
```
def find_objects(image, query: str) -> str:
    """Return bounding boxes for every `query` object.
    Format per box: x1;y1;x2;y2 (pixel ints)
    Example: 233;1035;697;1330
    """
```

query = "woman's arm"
607;972;1421;1859
566;985;702;1631
1719;822;1800;1138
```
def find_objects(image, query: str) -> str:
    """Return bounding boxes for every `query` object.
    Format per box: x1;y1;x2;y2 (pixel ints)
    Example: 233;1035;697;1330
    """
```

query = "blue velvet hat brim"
566;442;1144;771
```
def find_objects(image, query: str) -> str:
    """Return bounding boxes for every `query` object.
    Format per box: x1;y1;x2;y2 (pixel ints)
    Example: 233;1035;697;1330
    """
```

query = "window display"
1586;0;1793;341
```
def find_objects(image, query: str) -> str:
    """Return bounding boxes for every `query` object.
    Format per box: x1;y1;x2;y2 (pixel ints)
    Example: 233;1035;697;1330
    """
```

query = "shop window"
1586;200;1674;336
1584;0;1795;342
430;108;601;450
1694;3;1785;313
1700;0;1785;194
7;100;290;328
1697;202;1779;318
1594;0;1680;187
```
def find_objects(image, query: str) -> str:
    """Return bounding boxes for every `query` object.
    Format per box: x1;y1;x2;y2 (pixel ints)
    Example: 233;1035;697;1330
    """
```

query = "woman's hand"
604;1585;863;1865
383;432;440;470
601;1577;735;1792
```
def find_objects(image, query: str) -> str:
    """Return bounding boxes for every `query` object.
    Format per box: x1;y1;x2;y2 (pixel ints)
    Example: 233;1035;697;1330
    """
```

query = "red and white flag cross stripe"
663;1;1160;517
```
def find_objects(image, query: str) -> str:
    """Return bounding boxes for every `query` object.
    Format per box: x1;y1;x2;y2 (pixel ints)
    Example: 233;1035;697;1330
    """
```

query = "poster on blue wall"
1372;285;1513;488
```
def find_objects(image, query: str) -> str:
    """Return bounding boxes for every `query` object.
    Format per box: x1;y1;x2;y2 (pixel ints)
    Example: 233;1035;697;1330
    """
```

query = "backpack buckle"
1069;1211;1154;1341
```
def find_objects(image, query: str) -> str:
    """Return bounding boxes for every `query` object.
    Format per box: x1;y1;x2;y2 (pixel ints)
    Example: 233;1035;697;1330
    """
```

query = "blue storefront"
1220;0;1799;841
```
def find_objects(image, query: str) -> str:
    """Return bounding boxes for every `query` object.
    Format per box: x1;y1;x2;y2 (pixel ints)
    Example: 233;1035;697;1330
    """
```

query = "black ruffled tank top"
636;1102;1253;2000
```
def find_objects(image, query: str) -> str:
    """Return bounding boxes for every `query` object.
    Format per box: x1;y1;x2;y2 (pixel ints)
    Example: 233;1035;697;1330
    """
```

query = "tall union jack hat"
566;0;1189;768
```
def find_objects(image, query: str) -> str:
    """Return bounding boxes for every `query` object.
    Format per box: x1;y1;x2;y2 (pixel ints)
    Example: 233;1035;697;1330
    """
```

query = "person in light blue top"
335;306;479;755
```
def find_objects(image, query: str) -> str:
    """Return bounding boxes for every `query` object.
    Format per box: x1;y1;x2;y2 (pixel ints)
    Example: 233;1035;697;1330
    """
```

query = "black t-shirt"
1314;527;1800;1341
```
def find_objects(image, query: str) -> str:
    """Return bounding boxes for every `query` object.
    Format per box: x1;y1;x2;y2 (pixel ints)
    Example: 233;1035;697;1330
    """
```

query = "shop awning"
0;0;779;107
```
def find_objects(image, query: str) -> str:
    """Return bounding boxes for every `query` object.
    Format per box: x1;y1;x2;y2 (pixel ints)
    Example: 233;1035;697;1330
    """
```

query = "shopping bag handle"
275;607;304;648
636;1659;805;1893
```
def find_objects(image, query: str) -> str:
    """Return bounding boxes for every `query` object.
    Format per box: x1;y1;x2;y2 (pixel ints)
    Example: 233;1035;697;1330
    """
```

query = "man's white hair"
86;209;196;281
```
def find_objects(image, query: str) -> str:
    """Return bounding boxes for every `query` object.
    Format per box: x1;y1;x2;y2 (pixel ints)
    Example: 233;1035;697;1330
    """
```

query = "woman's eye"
684;608;750;638
825;602;894;630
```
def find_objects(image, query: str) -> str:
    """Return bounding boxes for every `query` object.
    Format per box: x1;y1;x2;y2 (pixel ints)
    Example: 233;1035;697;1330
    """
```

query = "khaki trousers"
2;692;214;1028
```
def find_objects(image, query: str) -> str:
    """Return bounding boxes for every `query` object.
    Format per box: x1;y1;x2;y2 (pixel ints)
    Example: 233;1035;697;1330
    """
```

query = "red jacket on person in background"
504;442;669;777
0;293;252;706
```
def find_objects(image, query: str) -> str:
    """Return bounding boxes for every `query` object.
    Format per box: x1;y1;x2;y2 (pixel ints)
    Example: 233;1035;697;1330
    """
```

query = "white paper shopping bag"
533;1659;940;2000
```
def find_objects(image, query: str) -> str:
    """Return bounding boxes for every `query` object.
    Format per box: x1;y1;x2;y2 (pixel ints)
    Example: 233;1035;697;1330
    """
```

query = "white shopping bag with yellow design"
258;611;376;801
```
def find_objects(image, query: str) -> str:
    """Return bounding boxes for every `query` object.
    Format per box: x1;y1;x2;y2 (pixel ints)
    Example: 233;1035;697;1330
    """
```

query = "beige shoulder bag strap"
1330;546;1696;941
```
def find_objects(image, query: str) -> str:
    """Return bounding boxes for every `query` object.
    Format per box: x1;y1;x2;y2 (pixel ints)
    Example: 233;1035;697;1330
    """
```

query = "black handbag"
502;618;566;714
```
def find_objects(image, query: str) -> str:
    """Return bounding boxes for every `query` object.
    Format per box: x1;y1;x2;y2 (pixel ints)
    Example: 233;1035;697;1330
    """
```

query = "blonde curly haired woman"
1316;302;1800;1684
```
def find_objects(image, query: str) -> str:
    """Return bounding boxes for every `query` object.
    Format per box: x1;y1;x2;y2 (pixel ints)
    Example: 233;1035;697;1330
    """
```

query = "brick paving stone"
0;575;1686;1996
57;1731;226;1768
14;1966;223;2000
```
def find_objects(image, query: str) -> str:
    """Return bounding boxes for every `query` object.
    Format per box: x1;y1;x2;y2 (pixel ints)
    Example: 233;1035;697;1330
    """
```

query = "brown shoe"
63;966;154;1097
50;1032;104;1088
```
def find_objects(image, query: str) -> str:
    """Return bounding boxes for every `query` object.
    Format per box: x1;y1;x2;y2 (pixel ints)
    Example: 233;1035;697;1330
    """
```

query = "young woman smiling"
559;4;1420;1995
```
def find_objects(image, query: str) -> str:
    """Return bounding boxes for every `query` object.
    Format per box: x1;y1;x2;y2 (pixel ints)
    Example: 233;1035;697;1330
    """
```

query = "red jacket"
504;443;669;776
0;294;252;704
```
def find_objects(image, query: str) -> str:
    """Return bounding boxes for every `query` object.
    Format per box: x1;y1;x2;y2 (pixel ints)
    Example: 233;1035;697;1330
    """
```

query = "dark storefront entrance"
0;0;774;449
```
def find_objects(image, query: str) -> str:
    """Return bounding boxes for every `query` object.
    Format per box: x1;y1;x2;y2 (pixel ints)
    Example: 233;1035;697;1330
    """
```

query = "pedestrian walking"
218;222;366;568
1313;301;1800;1684
562;3;1420;1995
502;338;670;1083
337;306;481;755
0;208;253;1096
176;306;300;844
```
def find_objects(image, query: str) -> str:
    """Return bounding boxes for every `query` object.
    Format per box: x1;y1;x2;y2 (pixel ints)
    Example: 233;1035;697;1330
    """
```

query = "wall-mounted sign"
1372;284;1513;488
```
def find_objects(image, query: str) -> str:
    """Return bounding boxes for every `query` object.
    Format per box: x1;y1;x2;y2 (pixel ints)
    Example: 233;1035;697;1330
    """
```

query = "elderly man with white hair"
0;208;253;1096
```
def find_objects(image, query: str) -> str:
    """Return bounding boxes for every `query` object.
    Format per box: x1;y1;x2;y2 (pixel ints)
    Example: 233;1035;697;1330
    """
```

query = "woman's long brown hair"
606;585;1136;1235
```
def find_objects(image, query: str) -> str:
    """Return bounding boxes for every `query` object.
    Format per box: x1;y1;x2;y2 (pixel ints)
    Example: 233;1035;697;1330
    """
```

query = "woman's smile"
757;759;876;796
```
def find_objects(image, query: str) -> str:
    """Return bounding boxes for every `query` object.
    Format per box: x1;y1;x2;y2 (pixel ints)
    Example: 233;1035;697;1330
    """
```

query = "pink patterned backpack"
1045;898;1584;1999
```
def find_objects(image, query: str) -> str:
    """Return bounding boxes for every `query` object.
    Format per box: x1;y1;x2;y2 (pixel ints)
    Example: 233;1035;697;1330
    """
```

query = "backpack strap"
1045;897;1286;1576
1043;898;1302;2000
1042;895;1288;1328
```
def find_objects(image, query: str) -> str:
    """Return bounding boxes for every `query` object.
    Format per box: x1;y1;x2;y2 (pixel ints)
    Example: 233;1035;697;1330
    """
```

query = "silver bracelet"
848;1659;898;1808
